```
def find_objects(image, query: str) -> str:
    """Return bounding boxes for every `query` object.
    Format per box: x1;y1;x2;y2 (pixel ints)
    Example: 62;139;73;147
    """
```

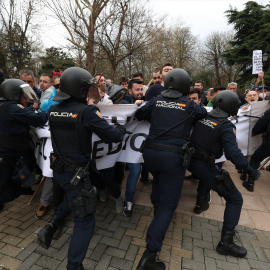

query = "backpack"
109;87;128;104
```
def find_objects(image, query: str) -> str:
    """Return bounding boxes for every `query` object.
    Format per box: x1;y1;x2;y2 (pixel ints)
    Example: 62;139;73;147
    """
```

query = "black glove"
247;169;260;181
116;125;131;134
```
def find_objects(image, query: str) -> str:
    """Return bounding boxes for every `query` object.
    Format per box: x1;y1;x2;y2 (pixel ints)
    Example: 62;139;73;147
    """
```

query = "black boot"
37;214;62;249
240;170;246;181
242;178;254;192
53;221;64;240
216;231;247;258
137;249;165;270
184;174;198;180
194;196;209;214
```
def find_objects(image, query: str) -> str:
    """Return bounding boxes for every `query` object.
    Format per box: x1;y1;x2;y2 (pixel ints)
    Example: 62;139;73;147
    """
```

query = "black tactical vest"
49;102;92;156
190;115;227;158
149;95;194;141
0;101;28;152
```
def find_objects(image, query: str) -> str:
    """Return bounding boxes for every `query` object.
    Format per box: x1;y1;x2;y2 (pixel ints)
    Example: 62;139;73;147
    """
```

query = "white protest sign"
252;50;263;74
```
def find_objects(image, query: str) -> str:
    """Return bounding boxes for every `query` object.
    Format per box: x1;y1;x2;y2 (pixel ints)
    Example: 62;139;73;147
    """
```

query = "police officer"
243;105;270;192
0;79;47;206
37;67;125;270
188;90;259;258
135;68;207;269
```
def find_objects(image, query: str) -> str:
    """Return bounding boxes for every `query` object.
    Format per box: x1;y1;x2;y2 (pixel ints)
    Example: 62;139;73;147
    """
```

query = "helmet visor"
86;83;101;104
20;84;39;102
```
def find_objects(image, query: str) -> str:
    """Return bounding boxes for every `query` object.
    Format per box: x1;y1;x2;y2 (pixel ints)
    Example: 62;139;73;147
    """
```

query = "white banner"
30;123;53;177
31;102;269;174
252;50;263;74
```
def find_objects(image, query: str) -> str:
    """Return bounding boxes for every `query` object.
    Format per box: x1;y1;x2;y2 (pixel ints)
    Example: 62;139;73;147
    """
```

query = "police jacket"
190;113;251;171
252;108;270;143
49;99;125;163
135;95;207;147
0;100;48;157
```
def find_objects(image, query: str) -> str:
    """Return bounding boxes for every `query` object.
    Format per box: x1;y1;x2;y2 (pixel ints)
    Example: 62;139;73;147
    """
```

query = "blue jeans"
189;162;243;232
54;171;95;270
125;163;141;203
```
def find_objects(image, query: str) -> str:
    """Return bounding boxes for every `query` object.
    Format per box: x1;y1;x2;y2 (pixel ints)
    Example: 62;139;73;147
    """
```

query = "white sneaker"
123;201;133;217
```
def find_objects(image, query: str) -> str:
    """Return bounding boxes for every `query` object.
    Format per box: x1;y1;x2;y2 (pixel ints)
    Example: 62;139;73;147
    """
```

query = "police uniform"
189;115;249;230
0;86;47;205
188;90;258;258
37;67;125;270
249;108;270;169
135;68;207;270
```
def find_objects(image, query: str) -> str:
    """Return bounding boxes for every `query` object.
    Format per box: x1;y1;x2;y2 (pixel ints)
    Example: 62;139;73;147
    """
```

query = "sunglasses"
54;84;60;89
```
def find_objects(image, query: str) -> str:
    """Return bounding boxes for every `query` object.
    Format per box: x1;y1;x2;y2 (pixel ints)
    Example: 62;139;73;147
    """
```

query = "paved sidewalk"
1;189;270;270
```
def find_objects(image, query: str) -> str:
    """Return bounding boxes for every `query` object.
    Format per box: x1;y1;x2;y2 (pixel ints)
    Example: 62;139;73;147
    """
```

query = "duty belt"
0;156;19;168
145;143;183;154
62;157;87;173
192;151;216;167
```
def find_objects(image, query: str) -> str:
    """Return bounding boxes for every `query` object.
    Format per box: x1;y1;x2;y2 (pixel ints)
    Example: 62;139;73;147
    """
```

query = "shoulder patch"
17;104;25;109
96;110;102;118
233;128;236;135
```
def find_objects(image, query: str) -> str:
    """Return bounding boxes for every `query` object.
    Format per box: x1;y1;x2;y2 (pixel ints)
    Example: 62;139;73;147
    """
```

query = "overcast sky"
150;0;269;42
43;0;269;49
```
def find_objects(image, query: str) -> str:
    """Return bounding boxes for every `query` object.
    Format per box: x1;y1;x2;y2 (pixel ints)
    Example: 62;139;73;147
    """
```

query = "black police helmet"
0;79;38;103
162;68;192;98
210;90;241;117
53;67;94;102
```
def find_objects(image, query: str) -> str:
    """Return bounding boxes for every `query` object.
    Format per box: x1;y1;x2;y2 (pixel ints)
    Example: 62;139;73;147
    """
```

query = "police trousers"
53;171;95;270
143;148;185;252
0;157;22;205
250;143;270;170
189;161;243;232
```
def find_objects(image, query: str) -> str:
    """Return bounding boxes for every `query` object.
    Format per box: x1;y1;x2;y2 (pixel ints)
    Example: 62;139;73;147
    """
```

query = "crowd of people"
0;63;269;270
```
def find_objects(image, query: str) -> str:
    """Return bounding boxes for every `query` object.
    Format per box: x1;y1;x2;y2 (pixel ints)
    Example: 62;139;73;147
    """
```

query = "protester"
145;63;173;101
36;72;62;220
119;79;144;217
207;85;226;107
20;69;42;98
243;105;270;192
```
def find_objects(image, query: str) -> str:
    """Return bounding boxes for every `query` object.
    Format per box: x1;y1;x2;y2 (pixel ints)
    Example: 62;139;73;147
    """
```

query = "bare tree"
43;0;115;74
0;0;41;76
95;0;163;79
159;21;198;69
202;31;242;86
